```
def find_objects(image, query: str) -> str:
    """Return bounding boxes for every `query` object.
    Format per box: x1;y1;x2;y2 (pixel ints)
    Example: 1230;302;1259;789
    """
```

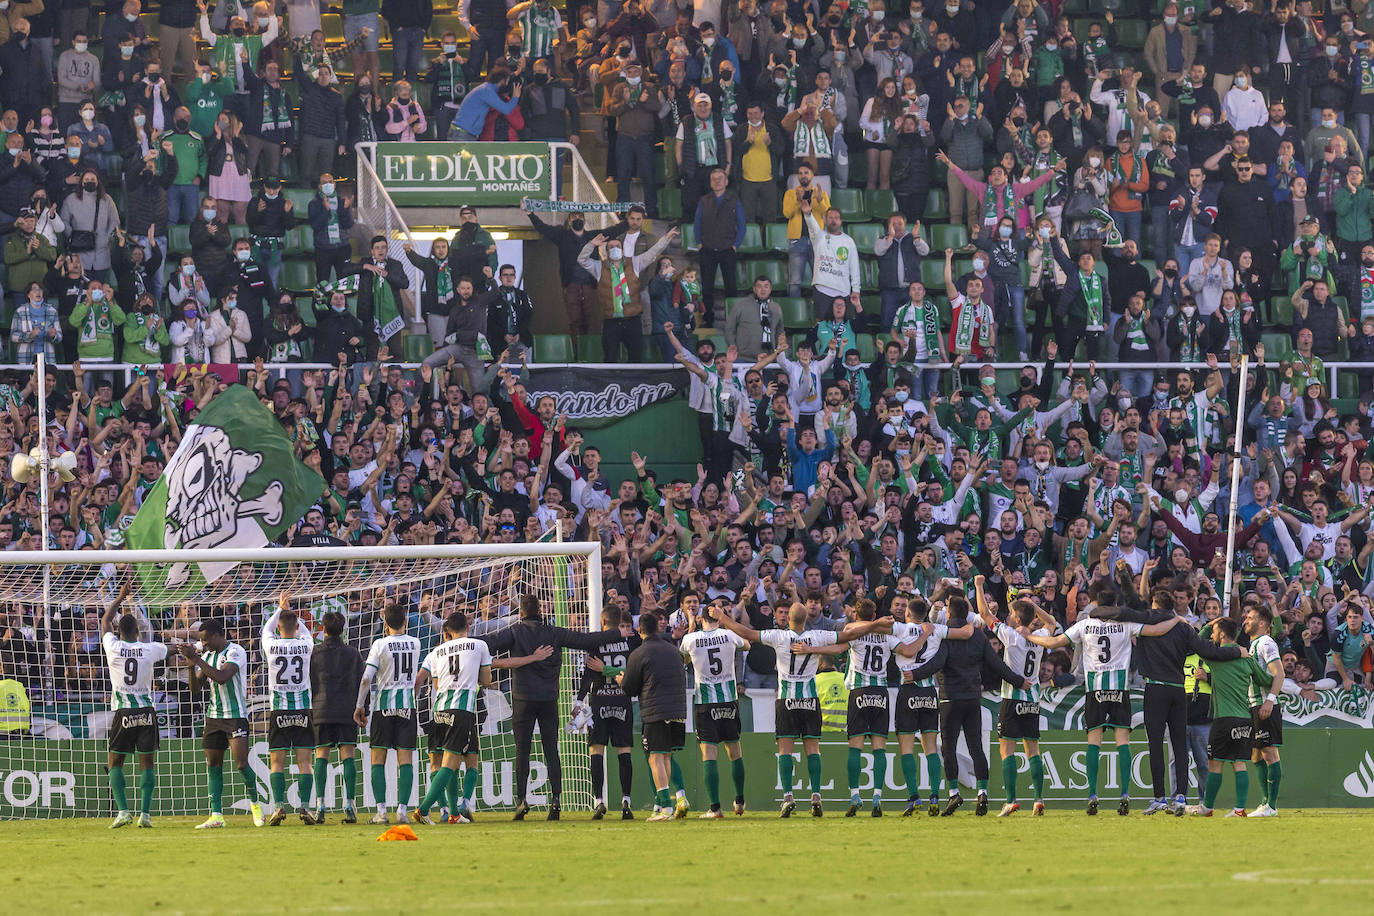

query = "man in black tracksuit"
1090;563;1242;813
908;596;1028;816
309;610;365;823
618;612;688;821
482;594;618;820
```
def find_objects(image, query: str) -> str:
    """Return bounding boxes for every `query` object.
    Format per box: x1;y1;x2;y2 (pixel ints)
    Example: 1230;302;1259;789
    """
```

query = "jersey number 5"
706;646;723;677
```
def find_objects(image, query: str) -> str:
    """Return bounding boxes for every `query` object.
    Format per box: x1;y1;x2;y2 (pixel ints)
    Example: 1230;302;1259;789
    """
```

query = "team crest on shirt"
836;246;850;262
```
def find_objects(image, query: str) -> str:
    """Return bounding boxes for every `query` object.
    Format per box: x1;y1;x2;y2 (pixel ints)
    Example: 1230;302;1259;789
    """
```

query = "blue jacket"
452;82;520;138
785;427;836;493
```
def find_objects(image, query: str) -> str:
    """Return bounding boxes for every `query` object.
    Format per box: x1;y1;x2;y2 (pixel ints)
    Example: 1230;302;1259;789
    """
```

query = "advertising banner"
523;365;689;429
372;142;551;206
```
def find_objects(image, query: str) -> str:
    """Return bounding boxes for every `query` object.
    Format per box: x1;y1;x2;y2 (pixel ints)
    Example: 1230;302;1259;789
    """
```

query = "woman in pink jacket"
937;149;1066;240
384;81;428;141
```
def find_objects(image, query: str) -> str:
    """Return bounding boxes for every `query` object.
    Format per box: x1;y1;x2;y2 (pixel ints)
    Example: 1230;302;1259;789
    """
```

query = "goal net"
0;543;600;820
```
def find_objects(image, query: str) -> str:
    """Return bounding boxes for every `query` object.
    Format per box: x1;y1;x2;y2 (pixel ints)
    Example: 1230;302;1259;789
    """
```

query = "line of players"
100;566;1288;827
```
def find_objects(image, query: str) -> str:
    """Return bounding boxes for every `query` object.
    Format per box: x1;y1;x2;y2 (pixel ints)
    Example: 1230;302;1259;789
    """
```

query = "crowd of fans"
2;0;1374;734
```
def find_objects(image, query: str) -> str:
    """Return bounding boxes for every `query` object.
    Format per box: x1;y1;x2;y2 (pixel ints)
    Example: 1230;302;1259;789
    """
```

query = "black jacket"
480;284;534;348
1097;607;1240;686
909;625;1023;700
483;616;610;702
528;213;598;286
310;635;365;725
312;307;365;365
619;633;688;723
520;79;581;140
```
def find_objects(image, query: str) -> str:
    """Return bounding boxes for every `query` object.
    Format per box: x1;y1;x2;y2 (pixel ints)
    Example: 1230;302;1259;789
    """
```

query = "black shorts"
774;697;821;739
641;719;686;754
313;720;357;748
589;694;633;748
1084;688;1133;731
431;709;479;757
370;708;418;750
846;687;890;738
894;684;940;734
1250;706;1283;749
202;717;249;751
1208;716;1253;761
268;710;315;750
696;701;741;744
997;698;1042;741
109;707;160;755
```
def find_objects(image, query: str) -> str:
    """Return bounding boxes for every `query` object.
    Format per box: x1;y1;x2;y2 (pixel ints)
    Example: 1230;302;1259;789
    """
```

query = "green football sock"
847;747;862;794
975;778;988;793
1235;770;1249;809
703;759;720;807
462;766;478;804
443;768;459;811
1203;771;1222;809
946;778;960;795
270;771;288;807
1002;756;1018;804
778;753;795;795
900;754;919;798
419;766;452;815
1116;743;1131;796
311;758;328;810
139;767;155;816
872;750;887;800
108;765;128;812
238;766;258;803
371;764;387;808
296;771;313;809
341;756;357;807
807;753;823;794
1029;754;1045;801
730;757;746;802
926;753;942;798
398;764;414;807
1086;745;1101;796
1267;761;1282;809
669;757;683;794
207;764;224;815
1253;760;1268;804
654;786;671;808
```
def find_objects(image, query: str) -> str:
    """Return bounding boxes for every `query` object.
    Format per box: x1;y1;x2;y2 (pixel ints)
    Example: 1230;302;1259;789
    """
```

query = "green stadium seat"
778;296;812;329
285;188;316;212
1261;332;1293;359
1116;19;1149;49
1270;296;1294;326
430;15;468;42
744;259;786;289
930;224;969;251
766;223;792;252
854;333;878;362
851;222;883;253
861;259;880;289
322;13;346;43
830;187;868;221
657;196;682;222
920;259;947;290
402;334;433;362
925;188;949;220
167;224;192;257
533;334;575;363
228;224;250;241
576;335;602;361
865;190;897;221
296;296;317;327
680;224;699;252
285;226;313;256
847;155;868;187
280;260;317;292
738;224;765;254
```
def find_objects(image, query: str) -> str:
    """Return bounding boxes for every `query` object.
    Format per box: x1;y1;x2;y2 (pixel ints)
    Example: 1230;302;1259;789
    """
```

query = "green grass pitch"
5;809;1373;914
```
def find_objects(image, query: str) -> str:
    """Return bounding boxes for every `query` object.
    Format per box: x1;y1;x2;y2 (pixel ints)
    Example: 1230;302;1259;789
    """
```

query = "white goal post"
0;542;602;820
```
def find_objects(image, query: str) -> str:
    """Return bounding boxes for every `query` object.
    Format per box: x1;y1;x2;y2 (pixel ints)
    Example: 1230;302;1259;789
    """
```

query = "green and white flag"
126;385;325;601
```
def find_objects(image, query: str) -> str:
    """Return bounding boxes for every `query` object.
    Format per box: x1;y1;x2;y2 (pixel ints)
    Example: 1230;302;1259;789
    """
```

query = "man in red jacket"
502;367;565;463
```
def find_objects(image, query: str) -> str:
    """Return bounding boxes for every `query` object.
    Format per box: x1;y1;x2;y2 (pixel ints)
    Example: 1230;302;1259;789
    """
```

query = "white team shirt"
1064;618;1143;691
1299;521;1342;560
421;636;493;713
994;623;1045;701
103;632;169;710
896;622;947;688
261;608;314;711
761;628;838;699
364;633;422;711
846;622;921;689
681;628;750;704
201;641;248;720
1247;633;1281;707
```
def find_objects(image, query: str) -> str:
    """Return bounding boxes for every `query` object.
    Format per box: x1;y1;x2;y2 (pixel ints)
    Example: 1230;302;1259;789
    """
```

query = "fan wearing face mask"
197;4;280;96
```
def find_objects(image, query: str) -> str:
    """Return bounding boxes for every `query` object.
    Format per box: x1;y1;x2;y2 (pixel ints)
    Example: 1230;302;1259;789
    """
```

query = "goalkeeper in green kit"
1187;618;1283;817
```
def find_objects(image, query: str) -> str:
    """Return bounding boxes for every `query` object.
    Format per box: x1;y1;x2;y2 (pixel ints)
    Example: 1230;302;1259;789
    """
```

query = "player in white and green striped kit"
508;0;564;61
355;604;422;825
1026;593;1181;815
680;598;752;817
413;611;493;824
262;595;318;826
101;588;168;829
179;620;264;828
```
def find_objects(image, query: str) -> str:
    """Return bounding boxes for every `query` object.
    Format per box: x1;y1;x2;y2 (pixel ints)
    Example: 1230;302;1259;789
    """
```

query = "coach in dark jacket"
618;613;687;725
1092;582;1241;807
483;595;619;818
310;611;365;743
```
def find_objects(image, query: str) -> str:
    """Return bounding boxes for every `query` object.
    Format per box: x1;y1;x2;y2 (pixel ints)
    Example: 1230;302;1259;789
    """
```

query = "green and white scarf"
1080;270;1104;327
1360;266;1374;319
435;257;454;303
372;266;404;341
608;259;631;317
1175;313;1199;361
793;117;831;158
80;299;115;344
952;295;991;352
262;86;292;131
1221;304;1241;350
693;117;719;165
984;180;1017;222
324;195;342;245
895;299;941;357
1109;151;1144;201
1361;55;1374;94
1123;311;1148;351
720;81;738;124
520;3;560;57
